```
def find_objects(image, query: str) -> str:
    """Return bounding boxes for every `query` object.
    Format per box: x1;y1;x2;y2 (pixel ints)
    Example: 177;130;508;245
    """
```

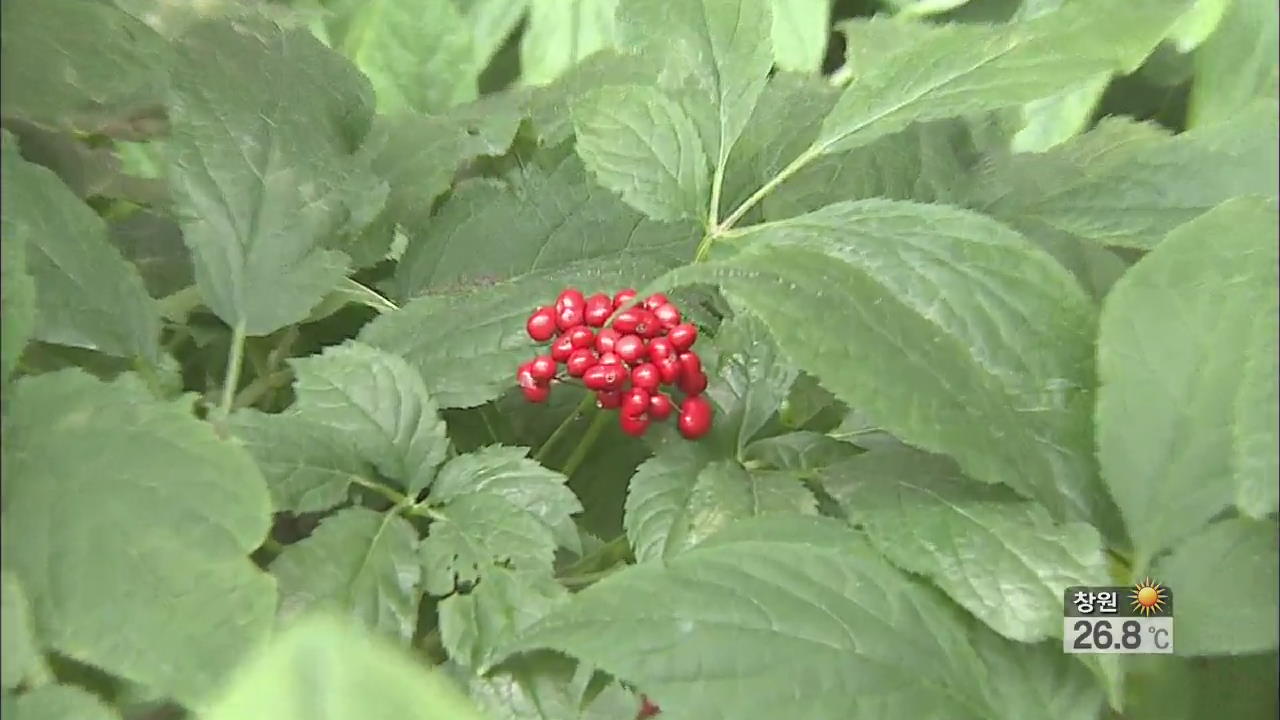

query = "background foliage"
1;0;1276;719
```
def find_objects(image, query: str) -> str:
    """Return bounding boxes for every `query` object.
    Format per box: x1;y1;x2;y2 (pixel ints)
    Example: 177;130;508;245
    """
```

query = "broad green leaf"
661;199;1116;536
271;507;422;644
572;85;710;222
467;652;636;720
107;208;194;299
324;0;476;113
229;410;365;513
505;516;992;719
1151;519;1279;655
623;442;718;562
971;631;1105;720
2;131;161;363
0;0;168;134
1167;0;1230;52
707;312;798;455
203;616;488;720
1097;197;1279;565
617;0;774;186
428;445;583;554
393;152;699;300
971;111;1279;249
465;0;530;69
1;572;46;691
0;193;35;383
827;446;1108;642
420;494;559;596
288;343;448;495
1188;0;1279;128
742;431;861;472
660;460;817;556
1235;303;1280;518
8;684;120;720
526;50;664;147
521;0;618;86
1122;653;1279;720
1010;74;1110;154
2;371;274;707
439;569;569;671
363;256;673;408
770;0;831;73
809;0;1190;158
167;20;386;336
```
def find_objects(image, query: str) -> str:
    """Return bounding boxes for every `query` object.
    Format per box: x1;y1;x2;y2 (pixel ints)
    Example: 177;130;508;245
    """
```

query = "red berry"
622;387;651;416
633;310;662;338
647;336;675;361
649;391;673;421
642;292;669;311
556;288;585;312
597;351;624;366
566;348;597;377
631;363;660;391
678;395;713;439
521;383;551;403
595;327;620;354
668;323;697;352
619;411;650;437
526;307;557;342
583;364;626;391
556;304;584;331
677;351;702;377
516;363;538;390
655;355;682;384
584;293;613;326
637;695;661;719
613;288;637;309
567;325;595;349
678;368;708;395
615;334;646;364
653;302;681;328
528;355;557;382
596;389;623;409
550;334;575;362
611;308;643;334
517;363;551;403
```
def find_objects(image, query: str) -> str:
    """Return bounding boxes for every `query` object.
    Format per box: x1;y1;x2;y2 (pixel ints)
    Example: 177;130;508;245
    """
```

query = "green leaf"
505;516;992;719
1188;0;1279;128
0;196;35;383
467;652;630;720
525;50;665;147
1151;518;1279;655
809;1;1190;158
971;111;1279;249
706;311;798;455
1010;73;1110;154
1168;0;1231;52
439;569;569;671
970;632;1105;720
107;208;194;299
465;0;530;70
167;19;386;336
288;342;448;495
827;446;1108;642
202;616;489;720
392;152;699;300
8;684;120;720
661;199;1116;536
325;0;477;113
0;0;168;134
623;441;718;562
1235;300;1280;518
770;0;832;73
428;445;583;554
420;494;559;596
229;410;366;514
271;507;422;644
521;0;619;86
572;85;710;222
2;371;274;707
662;460;818;556
1097;197;1279;565
742;431;861;473
363;256;674;409
1122;653;1278;720
1;572;47;691
2;131;161;363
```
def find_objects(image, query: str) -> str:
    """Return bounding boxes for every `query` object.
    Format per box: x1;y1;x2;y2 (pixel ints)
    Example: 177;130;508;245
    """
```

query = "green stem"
217;322;248;422
707;155;728;231
715;147;818;234
560;407;610;479
351;475;408;506
558;567;622;588
534;392;594;464
232;370;293;410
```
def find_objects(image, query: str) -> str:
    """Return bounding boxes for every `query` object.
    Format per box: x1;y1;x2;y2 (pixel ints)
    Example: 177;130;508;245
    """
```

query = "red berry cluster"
517;288;713;439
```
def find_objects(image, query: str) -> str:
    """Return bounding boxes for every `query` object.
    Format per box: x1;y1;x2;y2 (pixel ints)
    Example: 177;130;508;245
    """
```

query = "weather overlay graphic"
1063;580;1174;654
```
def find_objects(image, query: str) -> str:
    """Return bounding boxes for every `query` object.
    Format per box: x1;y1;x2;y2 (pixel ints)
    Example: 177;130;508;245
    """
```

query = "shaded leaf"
229;410;366;514
1;572;47;691
707;311;798;455
770;0;832;73
7;684;120;720
1188;0;1279;128
521;0;618;86
420;493;558;596
439;569;569;671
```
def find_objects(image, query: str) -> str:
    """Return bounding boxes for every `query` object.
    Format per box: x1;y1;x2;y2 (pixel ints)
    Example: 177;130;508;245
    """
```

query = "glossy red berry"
550;334;575;362
517;363;551;403
566;348;597;377
613;288;637;309
677;351;702;377
619;411;650;437
646;336;675;361
678;368;708;396
596;389;623;409
622;387;651;417
595;327;620;354
642;292;669;311
555;288;585;312
668;323;697;352
615;334;646;364
611;308;643;334
649;391;673;421
516;363;538;390
631;363;660;391
526;307;557;342
597;351;624;366
655;355;682;384
584;293;613;326
528;355;557;382
583;363;626;391
633;310;662;338
678;395;713;439
556;304;584;331
521;383;551;403
567;325;596;349
652;302;681;328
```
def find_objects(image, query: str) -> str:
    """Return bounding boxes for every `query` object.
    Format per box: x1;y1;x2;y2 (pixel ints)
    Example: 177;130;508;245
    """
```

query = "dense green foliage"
1;0;1276;718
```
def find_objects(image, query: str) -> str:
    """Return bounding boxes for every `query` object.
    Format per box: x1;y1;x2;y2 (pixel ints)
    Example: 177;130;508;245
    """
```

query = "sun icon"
1130;578;1168;616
